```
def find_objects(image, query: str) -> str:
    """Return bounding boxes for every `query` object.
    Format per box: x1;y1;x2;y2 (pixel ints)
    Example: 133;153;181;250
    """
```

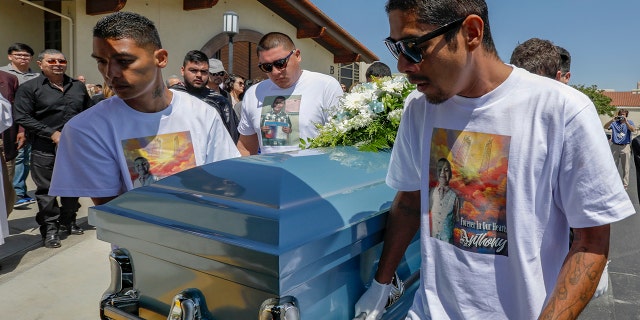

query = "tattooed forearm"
538;225;609;320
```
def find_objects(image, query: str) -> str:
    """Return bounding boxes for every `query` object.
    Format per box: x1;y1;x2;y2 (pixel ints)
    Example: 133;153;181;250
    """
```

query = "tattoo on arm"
539;226;609;319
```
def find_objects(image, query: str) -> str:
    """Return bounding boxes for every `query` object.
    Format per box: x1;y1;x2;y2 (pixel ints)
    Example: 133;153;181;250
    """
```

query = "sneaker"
23;197;36;204
14;197;36;208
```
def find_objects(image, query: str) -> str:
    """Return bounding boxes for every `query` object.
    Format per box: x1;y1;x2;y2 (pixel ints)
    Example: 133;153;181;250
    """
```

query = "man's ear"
556;70;571;84
155;48;169;68
462;14;484;52
555;70;563;81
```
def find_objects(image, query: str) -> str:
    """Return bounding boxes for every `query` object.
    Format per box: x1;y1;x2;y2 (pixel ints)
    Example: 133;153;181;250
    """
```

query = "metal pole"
19;0;74;76
228;35;234;74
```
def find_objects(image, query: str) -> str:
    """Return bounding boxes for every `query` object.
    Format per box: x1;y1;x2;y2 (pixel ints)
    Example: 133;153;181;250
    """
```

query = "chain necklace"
50;80;64;91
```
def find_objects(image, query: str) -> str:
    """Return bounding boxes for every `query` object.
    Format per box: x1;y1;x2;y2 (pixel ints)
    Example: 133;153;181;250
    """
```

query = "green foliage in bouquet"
301;75;416;152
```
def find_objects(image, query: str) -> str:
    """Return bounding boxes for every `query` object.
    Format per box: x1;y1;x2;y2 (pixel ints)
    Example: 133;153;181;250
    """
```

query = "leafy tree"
572;84;617;116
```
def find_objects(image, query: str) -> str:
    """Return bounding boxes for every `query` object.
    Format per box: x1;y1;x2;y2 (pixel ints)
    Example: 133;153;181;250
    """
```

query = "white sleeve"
51;121;125;197
0;93;12;132
206;111;241;163
322;77;343;123
386;95;423;191
556;103;635;227
237;86;259;136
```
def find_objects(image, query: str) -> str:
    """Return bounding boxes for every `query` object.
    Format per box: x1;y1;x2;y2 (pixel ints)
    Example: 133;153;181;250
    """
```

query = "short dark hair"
257;32;295;55
509;38;560;79
273;96;286;106
366;62;392;80
556;46;571;75
7;43;34;56
385;0;497;55
182;50;209;67
93;12;162;49
37;49;64;62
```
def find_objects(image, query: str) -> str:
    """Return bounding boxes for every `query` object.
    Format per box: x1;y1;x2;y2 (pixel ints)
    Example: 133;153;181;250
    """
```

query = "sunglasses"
258;50;296;73
210;71;225;77
45;59;68;65
384;17;465;64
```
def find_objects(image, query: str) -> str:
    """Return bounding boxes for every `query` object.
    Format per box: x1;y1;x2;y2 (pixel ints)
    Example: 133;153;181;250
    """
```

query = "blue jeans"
12;143;31;198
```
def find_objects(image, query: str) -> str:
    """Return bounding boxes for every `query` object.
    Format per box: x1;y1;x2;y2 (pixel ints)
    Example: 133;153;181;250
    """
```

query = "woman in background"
225;74;246;107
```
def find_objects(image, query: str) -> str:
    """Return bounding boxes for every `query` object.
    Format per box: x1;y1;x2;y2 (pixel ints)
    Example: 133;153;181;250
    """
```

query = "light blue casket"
90;147;420;320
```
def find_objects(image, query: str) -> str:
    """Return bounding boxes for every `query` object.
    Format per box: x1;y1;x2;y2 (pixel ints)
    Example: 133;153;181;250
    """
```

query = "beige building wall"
2;0;342;85
0;0;46;72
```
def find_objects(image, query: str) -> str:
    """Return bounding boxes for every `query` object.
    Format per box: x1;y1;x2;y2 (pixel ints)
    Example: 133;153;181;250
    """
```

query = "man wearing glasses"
13;49;93;249
236;32;343;155
206;58;231;102
0;43;40;84
354;1;634;319
0;43;40;209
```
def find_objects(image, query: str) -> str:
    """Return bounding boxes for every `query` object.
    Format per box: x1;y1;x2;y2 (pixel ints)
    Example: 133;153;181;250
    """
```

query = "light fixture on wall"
223;11;239;74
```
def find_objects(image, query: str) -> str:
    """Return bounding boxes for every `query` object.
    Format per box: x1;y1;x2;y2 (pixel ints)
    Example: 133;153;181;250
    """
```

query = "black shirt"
14;73;93;152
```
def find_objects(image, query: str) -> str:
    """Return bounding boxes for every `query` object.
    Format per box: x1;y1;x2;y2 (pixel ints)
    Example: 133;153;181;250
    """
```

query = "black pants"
633;137;640;200
30;149;79;237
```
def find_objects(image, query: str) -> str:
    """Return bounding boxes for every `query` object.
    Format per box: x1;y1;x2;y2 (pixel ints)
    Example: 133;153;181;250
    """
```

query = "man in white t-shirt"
511;39;612;300
354;1;635;320
236;32;343;155
49;12;239;206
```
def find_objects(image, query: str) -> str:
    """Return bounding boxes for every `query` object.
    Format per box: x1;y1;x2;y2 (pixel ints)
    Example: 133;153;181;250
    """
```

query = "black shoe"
60;223;84;235
44;234;61;248
69;223;84;235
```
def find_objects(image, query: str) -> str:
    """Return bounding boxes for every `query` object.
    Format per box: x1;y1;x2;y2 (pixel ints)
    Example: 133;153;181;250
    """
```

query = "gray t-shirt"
0;63;39;84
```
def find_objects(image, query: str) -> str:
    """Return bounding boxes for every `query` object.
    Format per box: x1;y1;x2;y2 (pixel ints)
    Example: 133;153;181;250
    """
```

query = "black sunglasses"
258;50;296;73
384;17;465;64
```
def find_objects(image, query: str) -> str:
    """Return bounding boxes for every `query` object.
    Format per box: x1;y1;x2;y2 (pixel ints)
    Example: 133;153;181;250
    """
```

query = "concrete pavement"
0;190;111;320
1;167;639;319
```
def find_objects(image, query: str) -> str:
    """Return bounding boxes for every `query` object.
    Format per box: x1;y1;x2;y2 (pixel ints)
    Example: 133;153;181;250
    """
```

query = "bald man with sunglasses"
236;32;343;155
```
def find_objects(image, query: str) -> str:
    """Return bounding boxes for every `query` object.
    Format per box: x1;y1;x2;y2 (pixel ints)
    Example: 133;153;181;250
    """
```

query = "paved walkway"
0;193;110;320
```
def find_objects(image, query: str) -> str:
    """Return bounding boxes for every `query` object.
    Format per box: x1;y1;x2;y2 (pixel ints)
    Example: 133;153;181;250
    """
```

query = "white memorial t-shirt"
238;70;342;154
388;66;635;319
50;90;240;197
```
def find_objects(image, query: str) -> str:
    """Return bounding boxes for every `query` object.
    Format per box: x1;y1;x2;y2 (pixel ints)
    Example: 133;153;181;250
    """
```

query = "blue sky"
310;1;640;91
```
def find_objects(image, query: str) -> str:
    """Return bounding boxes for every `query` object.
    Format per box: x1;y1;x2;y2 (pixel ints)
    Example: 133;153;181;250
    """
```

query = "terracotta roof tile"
602;91;640;107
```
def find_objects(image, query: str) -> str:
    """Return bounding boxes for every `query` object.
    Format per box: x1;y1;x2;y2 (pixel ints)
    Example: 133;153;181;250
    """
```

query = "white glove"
354;279;392;320
592;260;610;300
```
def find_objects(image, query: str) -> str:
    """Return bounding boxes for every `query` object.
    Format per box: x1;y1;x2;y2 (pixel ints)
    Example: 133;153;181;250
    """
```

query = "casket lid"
91;147;395;276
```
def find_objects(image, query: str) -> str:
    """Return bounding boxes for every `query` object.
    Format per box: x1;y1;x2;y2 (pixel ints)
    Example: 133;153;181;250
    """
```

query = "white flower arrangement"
301;75;416;152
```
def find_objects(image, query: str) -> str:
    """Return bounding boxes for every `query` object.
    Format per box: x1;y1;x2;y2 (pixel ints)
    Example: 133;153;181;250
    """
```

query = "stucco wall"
0;0;46;72
68;0;338;85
